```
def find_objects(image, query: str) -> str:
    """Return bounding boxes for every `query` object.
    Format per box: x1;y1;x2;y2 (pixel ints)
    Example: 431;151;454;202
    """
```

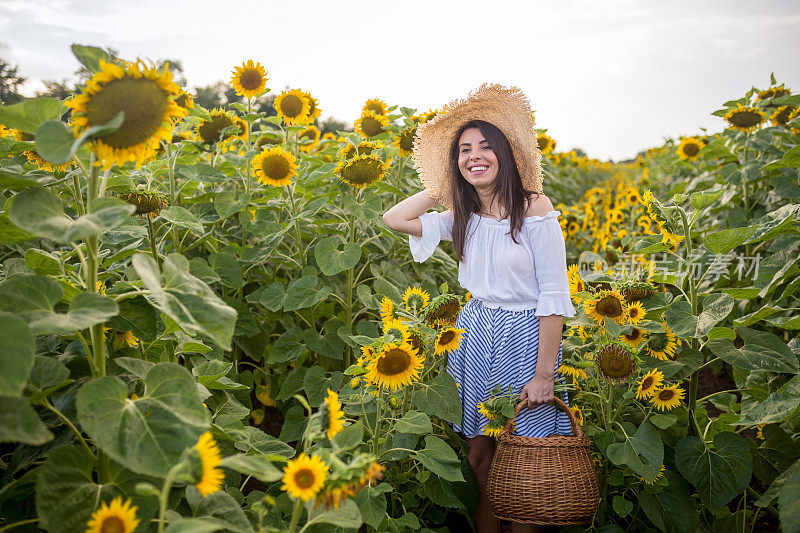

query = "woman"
383;84;576;533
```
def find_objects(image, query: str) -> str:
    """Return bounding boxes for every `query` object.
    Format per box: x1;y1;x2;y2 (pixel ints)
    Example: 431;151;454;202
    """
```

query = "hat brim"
411;83;544;211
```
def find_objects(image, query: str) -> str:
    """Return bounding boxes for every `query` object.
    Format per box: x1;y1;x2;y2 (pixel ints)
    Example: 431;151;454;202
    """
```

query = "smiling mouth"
468;165;489;175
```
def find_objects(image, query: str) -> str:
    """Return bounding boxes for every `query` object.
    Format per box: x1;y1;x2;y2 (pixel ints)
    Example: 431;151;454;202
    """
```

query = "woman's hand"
519;373;555;409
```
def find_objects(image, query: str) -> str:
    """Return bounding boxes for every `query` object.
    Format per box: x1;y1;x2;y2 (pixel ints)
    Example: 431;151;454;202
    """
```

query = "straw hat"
411;83;544;211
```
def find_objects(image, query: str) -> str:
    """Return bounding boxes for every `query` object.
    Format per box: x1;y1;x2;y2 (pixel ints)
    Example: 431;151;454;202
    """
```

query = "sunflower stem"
147;215;162;270
157;462;183;533
244;98;252;195
287;180;305;268
373;394;383;456
70;171;86;216
287;498;303;533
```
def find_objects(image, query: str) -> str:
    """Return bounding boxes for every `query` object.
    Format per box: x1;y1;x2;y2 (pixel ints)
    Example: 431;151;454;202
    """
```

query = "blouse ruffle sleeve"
408;210;454;263
527;211;577;318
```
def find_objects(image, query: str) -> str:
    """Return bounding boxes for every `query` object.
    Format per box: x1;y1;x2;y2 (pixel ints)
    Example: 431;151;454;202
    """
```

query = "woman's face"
457;127;499;187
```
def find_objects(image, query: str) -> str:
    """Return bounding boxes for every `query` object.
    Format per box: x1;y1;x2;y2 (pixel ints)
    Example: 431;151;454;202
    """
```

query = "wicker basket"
486;398;600;525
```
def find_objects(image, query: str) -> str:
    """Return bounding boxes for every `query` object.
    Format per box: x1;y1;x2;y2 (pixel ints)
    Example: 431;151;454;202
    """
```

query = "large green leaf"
0;168;50;190
740;375;800;425
0;274;118;335
393;411;433;435
285;275;332;311
606;422;663;481
305;498;362;529
35;444;158;533
76;363;209;477
160;206;205;236
267;327;308;364
704;226;758;254
779;470;800;533
707;326;799;373
638;470;698;533
0;97;63;133
71;44;114;73
0;396;52;444
132;253;237;351
8;190;135;243
411;371;462;426
314;236;361;276
355;482;392;529
192;488;254;533
219;454;283;482
664;293;733;339
413;435;464;482
0;312;34;396
675;432;752;510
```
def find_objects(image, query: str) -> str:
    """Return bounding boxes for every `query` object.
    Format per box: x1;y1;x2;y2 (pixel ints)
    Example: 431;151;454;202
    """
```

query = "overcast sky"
1;0;799;161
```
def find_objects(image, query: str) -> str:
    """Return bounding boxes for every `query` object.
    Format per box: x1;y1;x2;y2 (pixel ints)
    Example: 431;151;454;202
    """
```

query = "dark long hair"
448;120;539;263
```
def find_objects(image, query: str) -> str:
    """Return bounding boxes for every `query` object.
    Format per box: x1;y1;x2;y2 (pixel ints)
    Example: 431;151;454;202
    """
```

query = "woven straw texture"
486;398;600;525
411;83;544;211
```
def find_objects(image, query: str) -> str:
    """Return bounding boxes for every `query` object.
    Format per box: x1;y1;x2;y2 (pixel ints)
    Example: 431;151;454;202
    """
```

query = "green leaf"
612;495;633;518
34;113;124;164
71;44;114;73
9;190;135;243
675;432;752;510
0;212;37;243
0;313;34;396
193;488;254;533
606;422;663;481
690;188;726;210
413;435;464;482
208;252;243;289
306;498;362;528
0;396;52;444
0;274;118;335
743;204;800;245
76;363;209;477
220;454;283;482
411;371;462;426
213;191;251;219
0;97;63;133
638;470;698;533
314;236;361;276
739;375;800;425
332;421;364;450
267;327;307;364
165;519;224;533
160;206;205;236
707;326;799;373
303;366;343;407
394;411;433;435
704;225;759;254
132;253;237;351
0;168;49;190
285;275;332;311
757;459;800;507
355;482;391;529
779;470;800;533
107;295;158;342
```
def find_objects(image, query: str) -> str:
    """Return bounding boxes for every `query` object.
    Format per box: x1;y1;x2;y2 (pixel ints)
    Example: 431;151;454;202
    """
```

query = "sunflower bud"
388;397;400;409
350;377;361;388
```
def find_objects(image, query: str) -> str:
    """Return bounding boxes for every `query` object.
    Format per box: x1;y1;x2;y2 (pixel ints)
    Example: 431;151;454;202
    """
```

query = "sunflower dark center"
280;95;304;117
86;77;169;149
641;376;654;390
366;104;384;115
361;117;384;137
376;349;411;376
599;349;633;378
624;328;642;341
400;129;415;151
100;516;125;533
240;69;263;90
683;143;700;156
439;330;455;345
175;93;190;108
597;295;624;317
294;468;316;489
260;154;290;180
537;137;550;151
729;110;763;128
629;307;642;318
658;389;675;401
198;114;235;144
341;157;383;185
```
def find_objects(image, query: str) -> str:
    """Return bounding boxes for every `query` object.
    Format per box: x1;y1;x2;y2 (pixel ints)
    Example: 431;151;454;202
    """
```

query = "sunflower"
196;107;246;146
402;286;430;311
624;188;641;206
586;289;629;326
321;132;338;143
570;405;584;426
274;89;311;126
649;384;685;411
175;89;194;111
363;98;389;116
85;496;140;533
118;191;168;220
365;342;424;390
252;146;298;187
536;132;556;155
24;149;70;173
379;296;395;324
281;453;329;501
607;208;625;224
661;231;684;253
337;139;382;161
416;109;438;124
357;345;376;367
756;84;792;102
382;317;413;345
770;105;796;127
335;153;391;189
354;110;389;137
298;90;321;123
483;420;509;438
296;124;322;153
230;59;268;99
619;326;648;349
434;326;465;355
112;331;139;351
641;189;671;231
65;58;186;170
724;104;766;134
193;432;225;497
322;388;345;440
559;364;588;382
464;291;472;302
595;342;636;383
635;369;664;400
393;126;416;156
256;132;284;147
676;137;703;162
640;464;666;485
315;485;354;511
645;323;679;360
567;264;586;301
756;423;766;440
477;401;496;419
625;301;646;324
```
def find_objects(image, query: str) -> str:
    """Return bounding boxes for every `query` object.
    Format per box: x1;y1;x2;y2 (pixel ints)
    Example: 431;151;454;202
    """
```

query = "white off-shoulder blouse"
408;209;576;317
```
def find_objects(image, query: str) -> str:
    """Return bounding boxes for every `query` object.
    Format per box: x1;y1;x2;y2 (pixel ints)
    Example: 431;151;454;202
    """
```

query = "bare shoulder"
525;193;555;218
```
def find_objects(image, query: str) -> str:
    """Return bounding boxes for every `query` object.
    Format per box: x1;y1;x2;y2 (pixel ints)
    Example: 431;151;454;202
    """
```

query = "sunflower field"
0;44;799;532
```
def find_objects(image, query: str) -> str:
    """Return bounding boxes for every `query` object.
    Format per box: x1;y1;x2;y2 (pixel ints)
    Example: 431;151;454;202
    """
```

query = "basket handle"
501;397;584;438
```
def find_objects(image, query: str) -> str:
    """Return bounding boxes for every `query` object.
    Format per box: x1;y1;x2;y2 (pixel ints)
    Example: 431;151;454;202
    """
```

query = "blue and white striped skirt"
446;297;572;438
